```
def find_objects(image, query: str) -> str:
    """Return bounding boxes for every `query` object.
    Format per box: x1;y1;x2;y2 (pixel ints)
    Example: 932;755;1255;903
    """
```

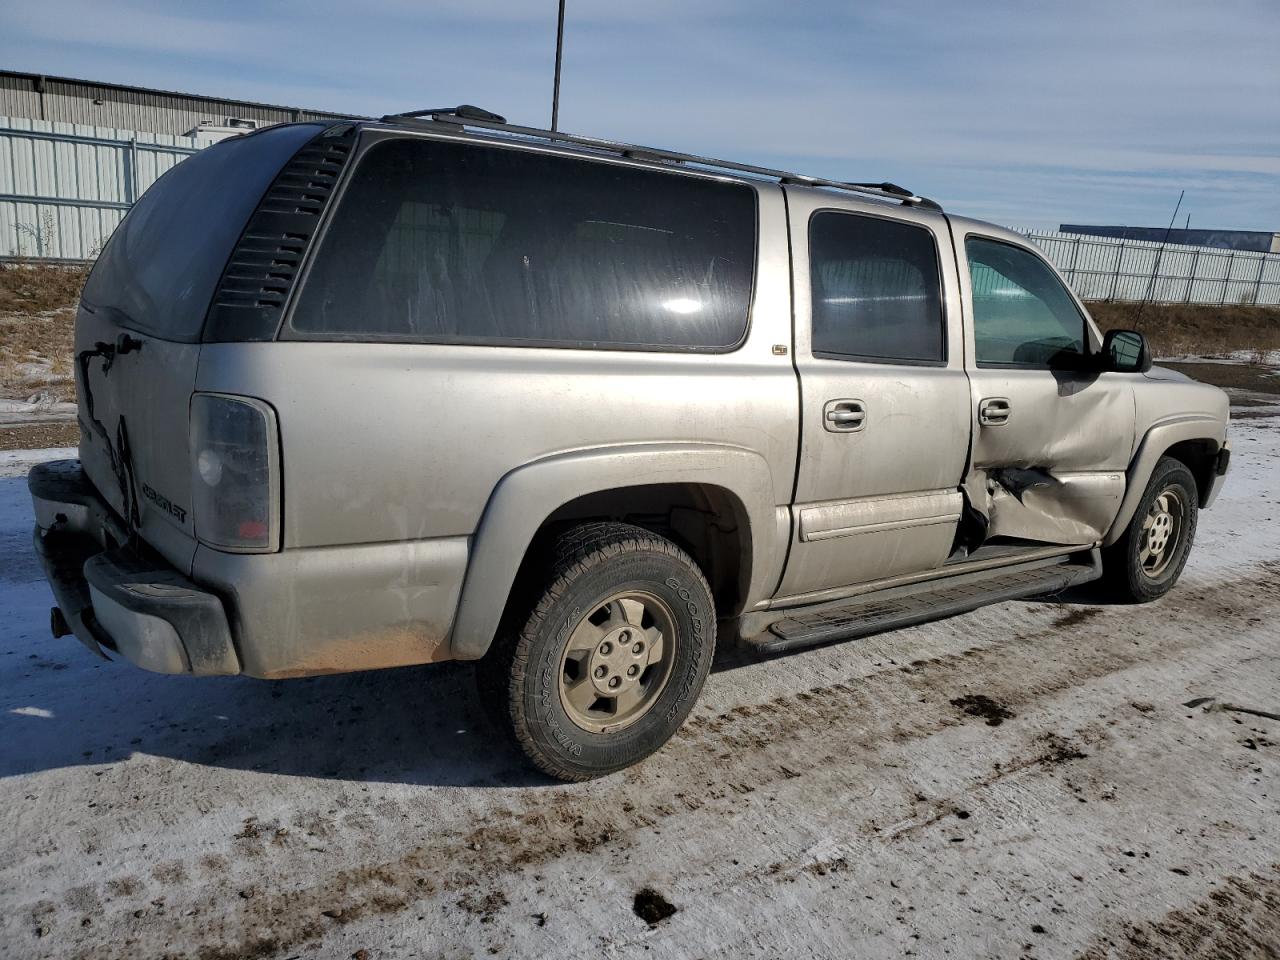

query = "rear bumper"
29;460;239;675
30;458;470;679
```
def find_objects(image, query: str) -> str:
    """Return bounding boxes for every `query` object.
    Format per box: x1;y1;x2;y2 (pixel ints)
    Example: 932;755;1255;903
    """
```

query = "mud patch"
1052;607;1103;629
633;887;677;926
1078;865;1280;958
950;694;1016;727
458;889;508;922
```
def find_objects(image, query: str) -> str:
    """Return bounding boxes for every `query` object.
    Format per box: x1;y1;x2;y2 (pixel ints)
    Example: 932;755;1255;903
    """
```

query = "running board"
749;550;1101;655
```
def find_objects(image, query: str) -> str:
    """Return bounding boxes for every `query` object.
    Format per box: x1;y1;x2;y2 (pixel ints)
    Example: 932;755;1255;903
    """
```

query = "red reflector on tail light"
238;520;268;540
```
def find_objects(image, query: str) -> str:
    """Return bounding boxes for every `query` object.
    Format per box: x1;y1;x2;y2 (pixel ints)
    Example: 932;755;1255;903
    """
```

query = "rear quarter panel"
194;182;798;589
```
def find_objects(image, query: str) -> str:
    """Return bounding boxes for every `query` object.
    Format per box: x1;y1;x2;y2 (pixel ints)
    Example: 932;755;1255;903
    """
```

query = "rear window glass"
289;137;757;349
808;212;945;363
81;124;322;342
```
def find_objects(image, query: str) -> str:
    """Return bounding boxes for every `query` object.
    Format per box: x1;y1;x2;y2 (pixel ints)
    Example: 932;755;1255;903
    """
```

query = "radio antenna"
1133;189;1184;330
551;0;566;131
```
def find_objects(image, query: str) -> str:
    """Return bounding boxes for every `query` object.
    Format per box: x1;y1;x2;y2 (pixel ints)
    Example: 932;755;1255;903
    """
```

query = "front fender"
447;442;786;660
1103;414;1226;547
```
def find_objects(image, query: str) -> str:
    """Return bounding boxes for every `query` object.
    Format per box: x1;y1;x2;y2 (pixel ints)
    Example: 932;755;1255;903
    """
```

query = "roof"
368;106;942;211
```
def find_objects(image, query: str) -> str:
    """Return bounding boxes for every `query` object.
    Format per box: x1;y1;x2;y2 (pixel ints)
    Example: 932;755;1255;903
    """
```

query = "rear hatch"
75;123;322;573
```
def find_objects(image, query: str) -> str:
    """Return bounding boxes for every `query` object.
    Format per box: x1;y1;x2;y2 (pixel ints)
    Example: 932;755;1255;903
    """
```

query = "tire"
1101;456;1199;603
477;521;717;781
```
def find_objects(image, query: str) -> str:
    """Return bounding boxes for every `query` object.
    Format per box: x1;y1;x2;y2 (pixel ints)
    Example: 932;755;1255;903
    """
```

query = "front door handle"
824;398;867;433
979;397;1012;426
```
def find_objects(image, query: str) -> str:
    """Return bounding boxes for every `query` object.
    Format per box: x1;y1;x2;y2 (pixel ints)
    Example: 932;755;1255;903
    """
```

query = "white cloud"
1;0;1276;226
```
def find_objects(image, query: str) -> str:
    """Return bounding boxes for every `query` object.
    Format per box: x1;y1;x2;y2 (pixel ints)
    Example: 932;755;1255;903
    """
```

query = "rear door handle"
979;397;1012;426
823;398;867;433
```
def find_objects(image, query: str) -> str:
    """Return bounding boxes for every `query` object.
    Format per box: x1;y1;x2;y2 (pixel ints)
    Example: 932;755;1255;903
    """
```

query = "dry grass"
0;261;89;313
1087;301;1280;361
0;263;81;401
1;259;1277;405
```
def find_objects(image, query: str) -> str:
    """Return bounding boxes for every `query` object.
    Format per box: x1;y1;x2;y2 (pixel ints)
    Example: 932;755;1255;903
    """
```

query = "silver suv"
29;108;1231;780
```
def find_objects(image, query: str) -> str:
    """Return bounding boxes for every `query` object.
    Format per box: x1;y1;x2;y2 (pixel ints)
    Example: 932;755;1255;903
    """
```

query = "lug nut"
594;665;607;679
627;665;639;677
608;676;621;689
599;641;612;655
619;630;631;643
632;642;644;655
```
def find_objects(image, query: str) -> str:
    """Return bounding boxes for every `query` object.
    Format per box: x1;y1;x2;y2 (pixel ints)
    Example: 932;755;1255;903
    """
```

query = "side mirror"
1101;329;1153;373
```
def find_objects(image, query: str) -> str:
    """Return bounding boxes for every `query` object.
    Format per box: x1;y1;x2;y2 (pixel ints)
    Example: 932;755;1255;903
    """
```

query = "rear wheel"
478;522;716;781
1102;456;1198;602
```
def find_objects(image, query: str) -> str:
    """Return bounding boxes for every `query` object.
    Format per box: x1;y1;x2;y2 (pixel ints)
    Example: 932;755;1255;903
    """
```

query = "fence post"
1110;241;1125;299
1068;235;1082;285
1222;250;1235;305
1253;254;1266;306
1185;249;1199;303
128;138;139;203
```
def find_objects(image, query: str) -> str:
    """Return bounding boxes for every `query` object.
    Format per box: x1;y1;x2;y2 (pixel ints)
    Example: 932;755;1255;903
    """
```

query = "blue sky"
2;0;1277;230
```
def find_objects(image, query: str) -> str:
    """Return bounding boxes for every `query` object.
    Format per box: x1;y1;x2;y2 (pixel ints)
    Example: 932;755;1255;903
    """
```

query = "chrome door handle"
979;397;1011;426
823;399;867;433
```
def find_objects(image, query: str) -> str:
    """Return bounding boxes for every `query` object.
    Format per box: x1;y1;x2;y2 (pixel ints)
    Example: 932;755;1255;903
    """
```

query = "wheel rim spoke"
612;685;646;716
566;616;606;658
563;675;598;713
616;597;646;627
644;624;664;664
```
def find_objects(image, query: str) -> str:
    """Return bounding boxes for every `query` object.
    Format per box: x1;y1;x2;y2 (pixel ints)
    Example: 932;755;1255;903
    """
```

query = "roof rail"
377;106;941;211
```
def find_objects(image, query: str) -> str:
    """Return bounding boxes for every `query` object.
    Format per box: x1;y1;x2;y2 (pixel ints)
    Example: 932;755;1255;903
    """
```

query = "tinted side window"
808;212;945;364
966;236;1085;367
290;138;756;349
81;123;322;342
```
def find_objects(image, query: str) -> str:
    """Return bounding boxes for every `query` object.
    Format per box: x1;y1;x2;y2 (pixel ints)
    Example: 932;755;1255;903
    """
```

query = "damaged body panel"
962;367;1135;546
952;221;1137;550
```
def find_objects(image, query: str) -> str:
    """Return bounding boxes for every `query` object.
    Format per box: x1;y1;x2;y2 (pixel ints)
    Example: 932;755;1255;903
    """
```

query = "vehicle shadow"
3;621;770;788
2;572;1099;789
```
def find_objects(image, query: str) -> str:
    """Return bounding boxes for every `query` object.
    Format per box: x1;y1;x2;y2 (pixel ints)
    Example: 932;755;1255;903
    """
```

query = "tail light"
190;394;280;552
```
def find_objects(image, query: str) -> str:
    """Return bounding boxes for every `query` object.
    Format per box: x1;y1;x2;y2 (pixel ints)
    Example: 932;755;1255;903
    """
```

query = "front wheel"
1101;456;1198;602
478;522;717;781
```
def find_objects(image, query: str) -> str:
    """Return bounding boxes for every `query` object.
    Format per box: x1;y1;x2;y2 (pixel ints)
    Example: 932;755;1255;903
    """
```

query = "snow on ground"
0;396;77;425
0;447;77;478
0;418;1278;959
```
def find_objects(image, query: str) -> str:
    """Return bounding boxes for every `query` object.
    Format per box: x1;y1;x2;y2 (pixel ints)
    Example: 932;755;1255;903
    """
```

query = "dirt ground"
1;400;1278;957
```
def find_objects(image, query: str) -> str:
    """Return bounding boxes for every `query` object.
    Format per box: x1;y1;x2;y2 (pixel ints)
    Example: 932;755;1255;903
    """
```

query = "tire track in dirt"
48;562;1280;959
1076;864;1280;959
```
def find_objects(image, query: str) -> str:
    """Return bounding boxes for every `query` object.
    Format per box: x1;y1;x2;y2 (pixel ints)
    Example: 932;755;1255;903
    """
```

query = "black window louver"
203;126;356;342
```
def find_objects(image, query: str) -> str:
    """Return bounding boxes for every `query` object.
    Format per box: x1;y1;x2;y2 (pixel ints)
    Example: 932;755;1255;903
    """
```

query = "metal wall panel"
1023;228;1280;307
0;74;43;120
3;118;1279;307
0;117;197;259
1;70;348;137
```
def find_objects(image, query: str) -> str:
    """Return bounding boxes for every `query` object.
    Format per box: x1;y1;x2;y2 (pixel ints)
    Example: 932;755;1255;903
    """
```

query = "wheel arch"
1103;415;1225;547
447;443;787;660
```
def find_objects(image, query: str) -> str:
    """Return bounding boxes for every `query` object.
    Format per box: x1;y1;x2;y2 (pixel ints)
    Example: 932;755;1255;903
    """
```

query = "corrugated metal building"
1060;223;1280;255
0;69;351;137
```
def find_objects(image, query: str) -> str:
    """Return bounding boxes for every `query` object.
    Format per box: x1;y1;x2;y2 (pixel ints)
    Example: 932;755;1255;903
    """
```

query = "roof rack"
378;106;942;211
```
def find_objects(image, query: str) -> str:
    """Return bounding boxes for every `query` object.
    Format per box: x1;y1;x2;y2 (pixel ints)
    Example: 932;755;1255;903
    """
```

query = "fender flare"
447;442;786;660
1103;414;1225;547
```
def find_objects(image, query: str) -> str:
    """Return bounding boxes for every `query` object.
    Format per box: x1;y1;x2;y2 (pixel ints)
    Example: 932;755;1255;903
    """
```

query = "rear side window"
289;137;757;349
81;124;322;342
808;211;945;364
